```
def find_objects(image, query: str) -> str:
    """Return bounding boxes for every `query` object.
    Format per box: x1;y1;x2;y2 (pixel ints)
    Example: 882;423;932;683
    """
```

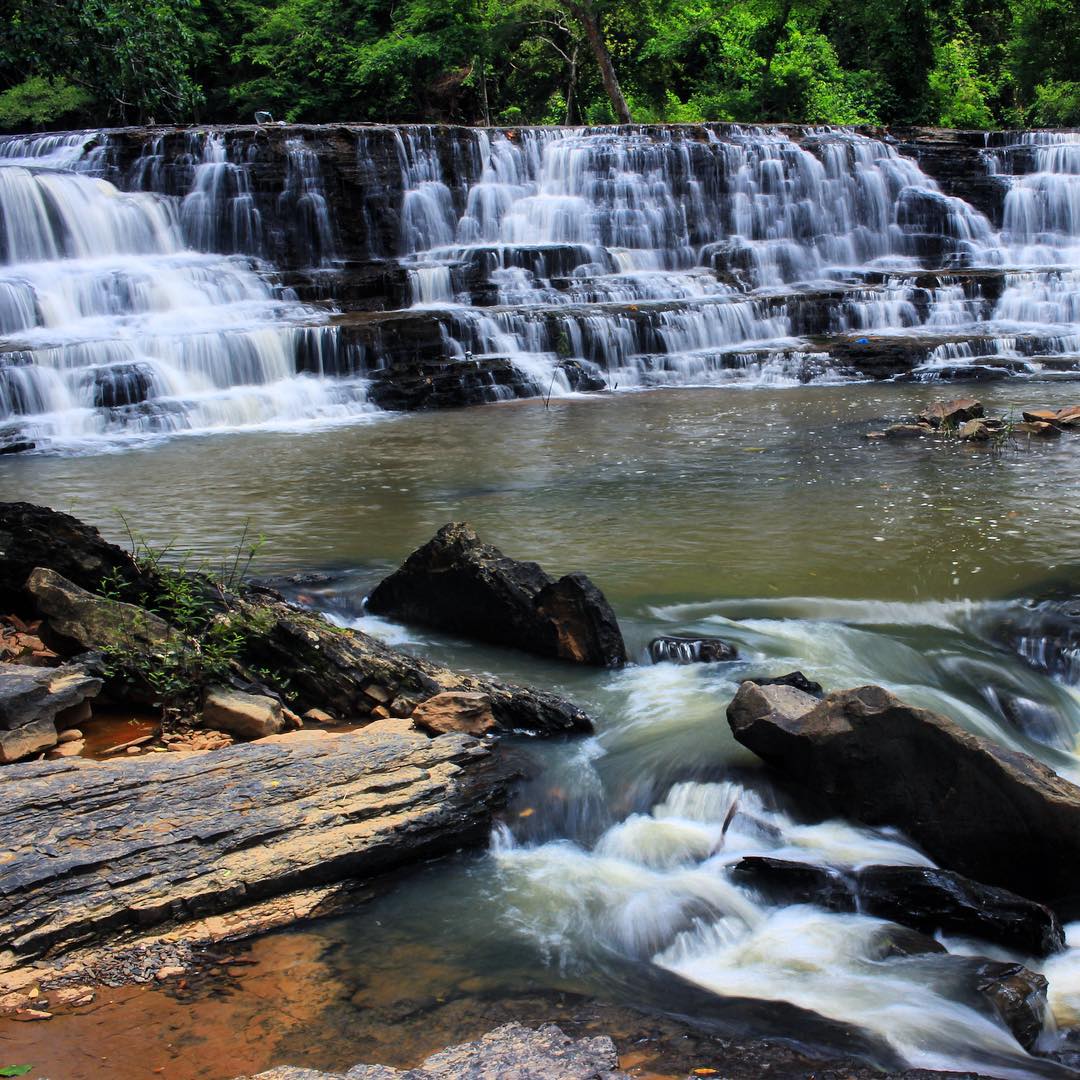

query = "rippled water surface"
3;380;1080;1078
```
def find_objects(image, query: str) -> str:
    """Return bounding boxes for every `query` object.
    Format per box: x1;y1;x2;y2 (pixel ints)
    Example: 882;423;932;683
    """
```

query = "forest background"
2;0;1077;133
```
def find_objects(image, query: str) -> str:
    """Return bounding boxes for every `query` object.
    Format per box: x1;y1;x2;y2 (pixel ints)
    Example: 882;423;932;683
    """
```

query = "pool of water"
3;381;1080;1078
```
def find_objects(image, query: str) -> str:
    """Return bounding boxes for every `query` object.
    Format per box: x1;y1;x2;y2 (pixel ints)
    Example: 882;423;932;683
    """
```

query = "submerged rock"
732;857;1064;956
0;727;511;967
235;1023;628;1079
727;681;1080;914
993;595;1080;686
648;636;738;664
366;523;627;668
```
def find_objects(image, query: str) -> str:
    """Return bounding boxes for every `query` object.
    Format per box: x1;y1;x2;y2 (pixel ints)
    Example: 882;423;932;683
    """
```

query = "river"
3;379;1080;1078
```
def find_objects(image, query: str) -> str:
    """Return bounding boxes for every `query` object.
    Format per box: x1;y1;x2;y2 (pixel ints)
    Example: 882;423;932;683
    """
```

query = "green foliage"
99;518;265;710
1030;81;1080;127
0;1069;34;1078
928;38;995;127
2;0;1079;129
2;0;203;123
0;76;91;129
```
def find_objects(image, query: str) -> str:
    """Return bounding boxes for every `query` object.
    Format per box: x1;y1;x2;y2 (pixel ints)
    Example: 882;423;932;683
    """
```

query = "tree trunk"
564;2;631;124
565;45;578;124
477;55;491;127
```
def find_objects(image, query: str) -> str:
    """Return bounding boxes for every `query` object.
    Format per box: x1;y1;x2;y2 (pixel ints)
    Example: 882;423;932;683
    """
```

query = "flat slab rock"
236;1023;628;1079
0;727;510;968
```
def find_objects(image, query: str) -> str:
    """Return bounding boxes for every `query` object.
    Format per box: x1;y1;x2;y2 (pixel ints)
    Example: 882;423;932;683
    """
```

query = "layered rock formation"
0;726;510;967
4;124;1078;452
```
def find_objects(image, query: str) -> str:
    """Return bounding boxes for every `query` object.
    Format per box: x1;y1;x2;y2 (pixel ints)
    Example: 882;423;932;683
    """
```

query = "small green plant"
989;408;1018;456
98;515;266;712
0;1067;34;1078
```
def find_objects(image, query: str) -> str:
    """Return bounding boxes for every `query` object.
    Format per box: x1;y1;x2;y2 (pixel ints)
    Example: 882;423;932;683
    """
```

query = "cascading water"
2;122;1079;448
0;131;372;452
385;124;1080;393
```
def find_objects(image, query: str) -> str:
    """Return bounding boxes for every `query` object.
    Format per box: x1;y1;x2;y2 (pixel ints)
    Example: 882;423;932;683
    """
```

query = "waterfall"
0;130;373;452
2;122;1080;451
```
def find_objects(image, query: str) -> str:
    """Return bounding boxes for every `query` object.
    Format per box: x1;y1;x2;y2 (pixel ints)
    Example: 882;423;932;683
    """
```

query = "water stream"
3;376;1080;1077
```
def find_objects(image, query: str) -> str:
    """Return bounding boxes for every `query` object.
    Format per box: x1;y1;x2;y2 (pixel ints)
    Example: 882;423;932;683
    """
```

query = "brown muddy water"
2;383;1080;1079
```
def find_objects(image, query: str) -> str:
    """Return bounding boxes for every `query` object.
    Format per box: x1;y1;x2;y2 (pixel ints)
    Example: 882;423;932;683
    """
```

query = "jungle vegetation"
2;0;1078;131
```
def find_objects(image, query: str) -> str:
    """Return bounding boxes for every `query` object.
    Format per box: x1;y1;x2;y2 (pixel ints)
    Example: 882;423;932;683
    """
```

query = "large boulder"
0;727;511;966
0;502;143;613
732;857;1064;956
0;662;102;763
727;682;1080;914
366;523;626;668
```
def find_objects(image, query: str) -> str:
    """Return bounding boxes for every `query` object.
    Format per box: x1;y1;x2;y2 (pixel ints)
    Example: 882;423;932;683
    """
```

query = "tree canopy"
1;0;1078;130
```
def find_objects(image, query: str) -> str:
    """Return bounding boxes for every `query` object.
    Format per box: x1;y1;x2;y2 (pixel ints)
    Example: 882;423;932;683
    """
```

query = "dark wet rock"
746;671;824;698
727;681;1080;915
867;924;948;959
731;856;854;909
732;857;1064;956
0;502;143;613
900;363;1019;383
235;1023;628;1079
858;865;1064;956
557;358;607;392
971;961;1049;1051
0;438;35;455
0;662;102;763
0;726;511;967
235;594;594;735
993;597;1080;686
918;397;984;428
648;636;738;664
366;523;626;668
